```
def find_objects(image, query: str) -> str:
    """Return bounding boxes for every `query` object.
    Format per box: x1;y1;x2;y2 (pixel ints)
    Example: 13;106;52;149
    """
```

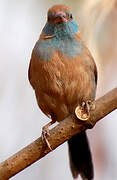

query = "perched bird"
28;4;97;180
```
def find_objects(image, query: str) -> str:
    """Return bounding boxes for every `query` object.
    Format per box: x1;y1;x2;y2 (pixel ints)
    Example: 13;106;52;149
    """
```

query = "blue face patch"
34;20;83;61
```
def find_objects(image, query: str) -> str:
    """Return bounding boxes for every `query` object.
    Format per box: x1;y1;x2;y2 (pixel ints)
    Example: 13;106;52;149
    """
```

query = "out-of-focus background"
0;0;117;179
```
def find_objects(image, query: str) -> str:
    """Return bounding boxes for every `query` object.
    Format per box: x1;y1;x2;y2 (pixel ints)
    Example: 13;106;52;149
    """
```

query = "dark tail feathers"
68;131;94;180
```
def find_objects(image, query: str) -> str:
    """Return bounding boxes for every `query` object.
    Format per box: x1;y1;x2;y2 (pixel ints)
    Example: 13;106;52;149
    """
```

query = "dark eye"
48;16;51;21
70;14;73;19
47;13;55;21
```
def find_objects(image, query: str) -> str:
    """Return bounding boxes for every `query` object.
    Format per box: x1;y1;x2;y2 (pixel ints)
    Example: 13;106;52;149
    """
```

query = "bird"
28;4;97;180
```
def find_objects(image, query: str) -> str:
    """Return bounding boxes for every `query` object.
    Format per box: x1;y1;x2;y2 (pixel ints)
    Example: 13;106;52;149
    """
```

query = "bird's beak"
55;11;68;23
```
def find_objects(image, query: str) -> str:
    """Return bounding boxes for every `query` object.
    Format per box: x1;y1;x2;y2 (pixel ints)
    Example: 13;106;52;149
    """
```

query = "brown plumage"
28;4;97;180
48;4;71;14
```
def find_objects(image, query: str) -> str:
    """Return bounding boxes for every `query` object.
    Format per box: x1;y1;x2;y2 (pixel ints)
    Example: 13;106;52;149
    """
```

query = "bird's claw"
42;127;52;150
75;100;95;121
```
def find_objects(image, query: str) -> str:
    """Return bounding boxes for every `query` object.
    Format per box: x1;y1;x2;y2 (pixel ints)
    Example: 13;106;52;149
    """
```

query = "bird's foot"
42;127;52;150
75;100;95;121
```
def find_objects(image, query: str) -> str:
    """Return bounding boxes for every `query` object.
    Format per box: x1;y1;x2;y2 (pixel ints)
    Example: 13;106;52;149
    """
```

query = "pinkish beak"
55;11;68;23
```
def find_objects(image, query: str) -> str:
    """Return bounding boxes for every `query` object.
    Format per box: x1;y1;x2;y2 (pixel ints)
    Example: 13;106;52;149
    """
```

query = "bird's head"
43;4;78;39
47;4;73;24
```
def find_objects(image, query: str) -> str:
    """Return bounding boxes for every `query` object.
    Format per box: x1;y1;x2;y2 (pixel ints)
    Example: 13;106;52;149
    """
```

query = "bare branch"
0;87;117;180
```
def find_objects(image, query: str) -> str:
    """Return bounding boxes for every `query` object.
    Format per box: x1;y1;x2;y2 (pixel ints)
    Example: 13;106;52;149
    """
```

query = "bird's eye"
48;16;51;21
70;14;73;19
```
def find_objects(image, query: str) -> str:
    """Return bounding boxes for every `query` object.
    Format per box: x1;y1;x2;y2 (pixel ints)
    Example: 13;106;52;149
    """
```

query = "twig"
0;87;117;180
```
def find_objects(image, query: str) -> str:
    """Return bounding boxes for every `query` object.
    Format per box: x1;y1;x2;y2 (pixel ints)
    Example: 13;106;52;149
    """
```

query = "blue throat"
44;20;78;39
35;20;83;61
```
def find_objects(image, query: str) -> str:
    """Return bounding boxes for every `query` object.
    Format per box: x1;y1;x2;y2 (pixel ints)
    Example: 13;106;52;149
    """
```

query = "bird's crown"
48;4;71;14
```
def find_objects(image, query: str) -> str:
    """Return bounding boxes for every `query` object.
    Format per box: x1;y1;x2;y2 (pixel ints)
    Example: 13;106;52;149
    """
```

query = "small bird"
28;4;97;180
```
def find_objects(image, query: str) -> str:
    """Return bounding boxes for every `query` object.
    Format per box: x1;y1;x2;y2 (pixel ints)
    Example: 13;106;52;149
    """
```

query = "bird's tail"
68;131;94;180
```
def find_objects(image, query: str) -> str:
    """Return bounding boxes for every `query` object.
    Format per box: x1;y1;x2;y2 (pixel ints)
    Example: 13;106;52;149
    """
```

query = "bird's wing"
75;32;98;85
28;42;40;90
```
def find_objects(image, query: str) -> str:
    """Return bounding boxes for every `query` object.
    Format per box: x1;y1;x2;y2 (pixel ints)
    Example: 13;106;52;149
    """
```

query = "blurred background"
0;0;117;179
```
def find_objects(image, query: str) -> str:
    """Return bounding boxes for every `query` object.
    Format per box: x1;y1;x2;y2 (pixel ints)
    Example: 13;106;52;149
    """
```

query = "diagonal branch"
0;87;117;180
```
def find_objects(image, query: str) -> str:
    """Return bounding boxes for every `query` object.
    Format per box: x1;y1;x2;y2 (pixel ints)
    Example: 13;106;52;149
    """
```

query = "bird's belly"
34;56;96;121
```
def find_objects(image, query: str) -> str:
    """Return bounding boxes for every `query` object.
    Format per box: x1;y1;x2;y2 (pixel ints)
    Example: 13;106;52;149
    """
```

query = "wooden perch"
0;87;117;180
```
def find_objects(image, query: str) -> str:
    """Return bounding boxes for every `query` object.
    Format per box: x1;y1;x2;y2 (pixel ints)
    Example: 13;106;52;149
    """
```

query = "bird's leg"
75;100;95;121
42;119;56;150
